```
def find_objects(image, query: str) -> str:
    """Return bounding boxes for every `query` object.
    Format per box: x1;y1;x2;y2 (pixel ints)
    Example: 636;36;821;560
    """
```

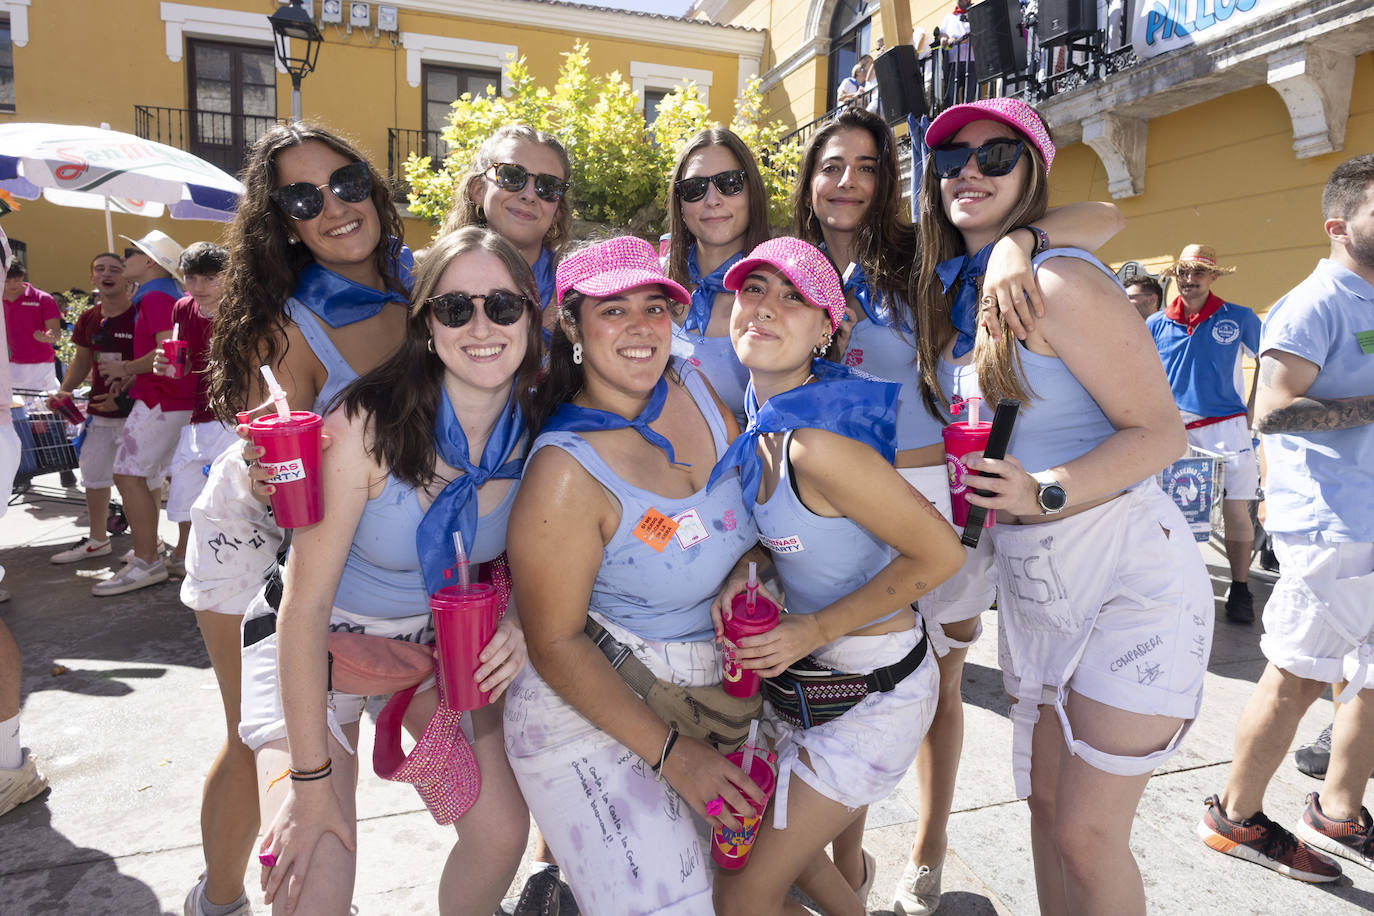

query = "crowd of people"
1;95;1372;916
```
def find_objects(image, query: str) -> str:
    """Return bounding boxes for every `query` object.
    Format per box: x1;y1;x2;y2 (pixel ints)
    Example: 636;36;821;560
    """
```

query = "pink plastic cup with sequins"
710;750;777;870
431;583;499;711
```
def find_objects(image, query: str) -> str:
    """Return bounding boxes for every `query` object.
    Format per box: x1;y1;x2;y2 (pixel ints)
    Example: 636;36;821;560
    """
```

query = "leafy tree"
404;43;800;237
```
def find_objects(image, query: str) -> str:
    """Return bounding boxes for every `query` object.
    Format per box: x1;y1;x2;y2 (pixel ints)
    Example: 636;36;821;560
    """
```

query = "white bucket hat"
120;229;185;281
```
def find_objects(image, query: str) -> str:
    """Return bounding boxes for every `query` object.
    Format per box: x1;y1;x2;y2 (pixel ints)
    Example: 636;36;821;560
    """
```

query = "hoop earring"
572;342;583;365
475;205;487;226
427;336;436;353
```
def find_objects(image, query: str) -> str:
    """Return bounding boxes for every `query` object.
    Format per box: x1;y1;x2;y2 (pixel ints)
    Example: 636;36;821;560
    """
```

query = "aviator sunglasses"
426;290;529;328
674;168;747;203
270;161;373;221
931;139;1027;179
487;163;570;203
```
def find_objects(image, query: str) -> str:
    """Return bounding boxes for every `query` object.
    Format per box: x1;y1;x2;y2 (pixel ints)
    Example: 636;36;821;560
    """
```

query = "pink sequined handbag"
373;677;481;825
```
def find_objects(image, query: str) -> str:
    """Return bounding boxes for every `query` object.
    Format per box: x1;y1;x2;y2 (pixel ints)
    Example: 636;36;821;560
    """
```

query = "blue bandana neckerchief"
416;387;525;596
707;358;899;507
532;247;556;311
291;243;413;329
542;375;688;467
684;246;742;334
935;241;995;358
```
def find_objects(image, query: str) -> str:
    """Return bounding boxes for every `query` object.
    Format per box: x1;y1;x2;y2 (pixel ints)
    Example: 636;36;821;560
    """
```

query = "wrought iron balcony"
386;127;447;198
134;105;281;178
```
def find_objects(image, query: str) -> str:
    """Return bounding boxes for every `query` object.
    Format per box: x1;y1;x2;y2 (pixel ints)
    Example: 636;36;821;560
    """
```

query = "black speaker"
967;0;1026;83
870;45;927;124
1036;0;1097;47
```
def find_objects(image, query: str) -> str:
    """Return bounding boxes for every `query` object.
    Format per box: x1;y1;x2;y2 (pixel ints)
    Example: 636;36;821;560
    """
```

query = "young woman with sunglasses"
505;237;767;915
708;238;964;916
915;99;1211;916
441;124;572;319
248;226;539;914
184;124;412;916
792;106;1125;915
665;127;772;423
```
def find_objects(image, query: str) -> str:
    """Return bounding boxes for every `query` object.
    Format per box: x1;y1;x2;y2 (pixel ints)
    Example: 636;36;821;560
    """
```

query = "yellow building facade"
0;0;763;290
692;0;1374;313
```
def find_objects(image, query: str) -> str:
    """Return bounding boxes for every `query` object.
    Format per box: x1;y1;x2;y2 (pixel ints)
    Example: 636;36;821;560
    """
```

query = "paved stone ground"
2;479;1372;914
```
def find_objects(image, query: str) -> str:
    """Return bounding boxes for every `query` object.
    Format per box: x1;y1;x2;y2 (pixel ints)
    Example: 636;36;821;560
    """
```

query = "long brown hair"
209;123;407;420
439;124;573;253
339;227;543;488
665;128;771;288
914;112;1051;411
792;108;916;307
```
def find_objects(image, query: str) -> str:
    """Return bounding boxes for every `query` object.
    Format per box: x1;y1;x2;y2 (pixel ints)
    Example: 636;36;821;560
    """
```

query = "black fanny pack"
764;623;928;730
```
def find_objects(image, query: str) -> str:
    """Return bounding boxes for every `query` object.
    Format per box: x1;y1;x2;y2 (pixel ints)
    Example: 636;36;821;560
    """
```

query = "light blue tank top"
285;298;356;416
670;324;750;425
333;473;519;617
754;429;901;622
843;315;945;451
526;363;757;642
946;248;1131;477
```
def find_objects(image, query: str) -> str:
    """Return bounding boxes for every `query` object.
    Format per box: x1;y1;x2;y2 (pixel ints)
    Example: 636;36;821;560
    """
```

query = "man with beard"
1148;244;1262;622
1198;153;1374;882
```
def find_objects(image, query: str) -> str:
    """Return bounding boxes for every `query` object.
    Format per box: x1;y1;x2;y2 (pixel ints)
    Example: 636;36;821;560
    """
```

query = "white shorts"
77;416;126;489
10;361;59;394
181;442;282;615
504;613;719;916
1185;414;1259;501
1260;533;1374;693
900;465;995;655
112;401;191;487
165;421;238;523
989;483;1213;796
239;598;435;754
766;620;937;830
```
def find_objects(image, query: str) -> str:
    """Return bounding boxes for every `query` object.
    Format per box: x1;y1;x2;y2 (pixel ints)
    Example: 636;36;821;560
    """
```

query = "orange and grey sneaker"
1296;791;1374;872
1197;794;1342;882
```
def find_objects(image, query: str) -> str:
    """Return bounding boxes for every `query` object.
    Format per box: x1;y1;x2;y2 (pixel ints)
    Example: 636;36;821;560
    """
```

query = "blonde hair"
439;124;572;252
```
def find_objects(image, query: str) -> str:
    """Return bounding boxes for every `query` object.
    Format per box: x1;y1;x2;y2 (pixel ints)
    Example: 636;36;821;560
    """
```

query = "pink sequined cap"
924;98;1056;174
555;236;690;308
722;237;846;332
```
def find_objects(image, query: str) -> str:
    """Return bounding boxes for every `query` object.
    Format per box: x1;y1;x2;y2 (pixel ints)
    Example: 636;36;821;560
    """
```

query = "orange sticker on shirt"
632;507;680;553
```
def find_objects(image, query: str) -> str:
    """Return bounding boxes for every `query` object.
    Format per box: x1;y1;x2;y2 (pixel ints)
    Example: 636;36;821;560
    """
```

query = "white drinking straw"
259;365;290;421
170;323;179;342
741;718;760;778
453;531;470;590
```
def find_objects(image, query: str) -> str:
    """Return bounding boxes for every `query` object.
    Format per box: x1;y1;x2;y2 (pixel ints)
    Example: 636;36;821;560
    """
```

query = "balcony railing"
134;105;281;178
387;127;447;199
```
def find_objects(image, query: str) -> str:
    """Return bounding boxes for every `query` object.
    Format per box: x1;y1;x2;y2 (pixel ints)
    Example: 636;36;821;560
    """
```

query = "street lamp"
268;0;324;123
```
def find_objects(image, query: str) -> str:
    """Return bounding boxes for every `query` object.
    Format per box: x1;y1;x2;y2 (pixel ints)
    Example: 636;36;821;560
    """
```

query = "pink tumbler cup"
161;338;189;379
710;750;777;871
430;583;499;711
248;411;324;528
722;592;780;698
942;419;994;529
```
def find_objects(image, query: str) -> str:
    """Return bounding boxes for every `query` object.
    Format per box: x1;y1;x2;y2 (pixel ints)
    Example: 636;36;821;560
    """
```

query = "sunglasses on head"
487;163;569;203
426;290;529;328
270;161;373;221
931;139;1026;179
674;169;747;203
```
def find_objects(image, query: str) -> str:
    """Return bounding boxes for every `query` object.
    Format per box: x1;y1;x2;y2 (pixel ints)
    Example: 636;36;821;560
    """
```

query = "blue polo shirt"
1259;259;1374;542
1147;293;1260;419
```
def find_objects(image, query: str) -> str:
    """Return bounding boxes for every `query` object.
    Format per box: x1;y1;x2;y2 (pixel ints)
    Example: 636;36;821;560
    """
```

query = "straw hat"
1164;244;1236;277
120;230;185;281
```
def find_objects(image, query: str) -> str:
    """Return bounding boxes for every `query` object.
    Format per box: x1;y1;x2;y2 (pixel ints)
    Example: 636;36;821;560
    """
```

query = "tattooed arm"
1255;349;1374;433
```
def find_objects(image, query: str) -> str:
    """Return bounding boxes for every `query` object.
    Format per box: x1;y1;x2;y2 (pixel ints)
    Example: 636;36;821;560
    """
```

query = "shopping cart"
8;388;127;533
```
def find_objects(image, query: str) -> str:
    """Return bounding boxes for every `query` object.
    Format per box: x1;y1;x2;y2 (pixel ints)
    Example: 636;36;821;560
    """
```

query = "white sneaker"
165;553;186;578
892;858;943;916
0;749;49;818
91;557;168;596
184;873;252;916
50;537;112;564
856;848;877;906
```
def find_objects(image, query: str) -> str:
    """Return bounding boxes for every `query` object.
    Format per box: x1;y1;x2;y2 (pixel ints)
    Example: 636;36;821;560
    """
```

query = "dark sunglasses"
270;161;373;221
674;169;747;203
487;163;569;203
931;140;1026;179
427;290;529;328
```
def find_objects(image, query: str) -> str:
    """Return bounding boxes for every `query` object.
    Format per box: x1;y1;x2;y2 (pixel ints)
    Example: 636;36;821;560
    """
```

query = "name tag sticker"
632;507;679;553
1357;329;1374;355
760;533;805;554
671;508;711;550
